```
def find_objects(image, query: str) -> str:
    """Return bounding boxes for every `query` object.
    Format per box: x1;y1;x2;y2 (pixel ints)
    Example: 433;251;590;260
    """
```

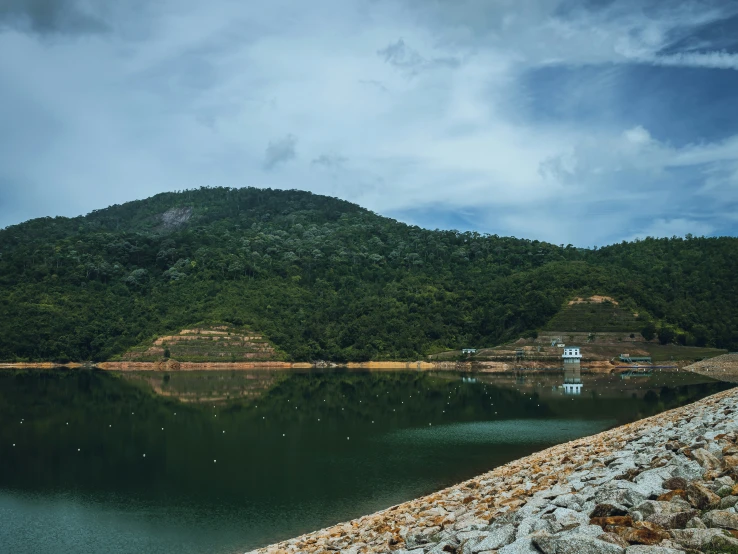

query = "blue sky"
1;0;737;246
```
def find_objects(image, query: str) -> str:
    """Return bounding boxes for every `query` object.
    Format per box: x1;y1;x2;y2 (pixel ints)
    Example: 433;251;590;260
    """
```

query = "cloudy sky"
1;0;738;245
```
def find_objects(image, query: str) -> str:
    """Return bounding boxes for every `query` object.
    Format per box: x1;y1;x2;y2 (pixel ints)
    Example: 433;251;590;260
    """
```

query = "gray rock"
686;516;707;529
536;484;572;499
633;467;671;497
669;528;731;549
716;475;736;487
633;500;687;518
498;534;545;554
557;524;605;539
702;509;738;530
516;516;555;539
594;483;647;508
646;510;697;529
543;507;589;531
511;497;549;521
661;476;688;490
553;493;584;510
590;503;629;518
533;533;624;554
471;524;515;552
455;530;488;543
665;456;704;481
427;540;460;554
624;547;684;554
721;495;738;509
710;533;738;551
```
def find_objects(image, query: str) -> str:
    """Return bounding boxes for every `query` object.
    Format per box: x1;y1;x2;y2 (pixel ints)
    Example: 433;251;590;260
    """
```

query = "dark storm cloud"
263;135;297;171
0;0;108;35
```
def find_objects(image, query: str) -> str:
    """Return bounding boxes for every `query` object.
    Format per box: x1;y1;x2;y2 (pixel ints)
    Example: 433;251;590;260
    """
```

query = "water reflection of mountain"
469;368;722;400
120;370;285;404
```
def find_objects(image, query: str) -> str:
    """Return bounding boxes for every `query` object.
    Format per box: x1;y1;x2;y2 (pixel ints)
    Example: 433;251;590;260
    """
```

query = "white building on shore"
562;346;582;362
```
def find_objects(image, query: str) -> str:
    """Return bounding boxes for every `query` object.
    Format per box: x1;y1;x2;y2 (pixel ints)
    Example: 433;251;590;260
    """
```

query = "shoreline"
248;385;738;554
0;360;689;372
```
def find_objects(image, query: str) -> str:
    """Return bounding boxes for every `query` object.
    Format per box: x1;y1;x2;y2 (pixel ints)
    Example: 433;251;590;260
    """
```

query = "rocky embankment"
686;354;738;384
250;388;738;554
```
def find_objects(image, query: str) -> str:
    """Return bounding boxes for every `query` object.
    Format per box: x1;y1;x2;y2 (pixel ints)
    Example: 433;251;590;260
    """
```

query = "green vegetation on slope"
542;298;642;333
0;187;736;362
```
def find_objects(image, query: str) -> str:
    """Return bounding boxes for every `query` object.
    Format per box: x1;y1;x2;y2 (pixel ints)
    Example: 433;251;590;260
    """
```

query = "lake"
0;368;731;553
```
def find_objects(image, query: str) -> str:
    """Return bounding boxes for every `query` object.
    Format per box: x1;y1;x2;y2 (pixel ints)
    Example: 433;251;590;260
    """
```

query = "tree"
641;322;656;341
658;326;676;345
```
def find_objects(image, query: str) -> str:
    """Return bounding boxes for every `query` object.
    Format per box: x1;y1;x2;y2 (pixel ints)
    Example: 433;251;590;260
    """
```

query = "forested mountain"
0;187;736;362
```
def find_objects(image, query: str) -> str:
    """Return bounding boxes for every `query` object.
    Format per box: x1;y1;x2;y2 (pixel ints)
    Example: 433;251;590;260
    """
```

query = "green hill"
0;186;736;362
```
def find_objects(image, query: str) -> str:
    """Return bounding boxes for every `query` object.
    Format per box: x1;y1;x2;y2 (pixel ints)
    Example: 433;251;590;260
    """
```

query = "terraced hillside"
118;325;285;363
542;296;643;333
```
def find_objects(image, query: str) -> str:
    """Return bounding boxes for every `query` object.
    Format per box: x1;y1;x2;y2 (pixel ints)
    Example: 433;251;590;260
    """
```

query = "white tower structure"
562;346;582;362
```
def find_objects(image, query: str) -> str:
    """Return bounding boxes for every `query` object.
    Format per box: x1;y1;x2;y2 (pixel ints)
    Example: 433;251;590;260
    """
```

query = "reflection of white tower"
563;363;583;395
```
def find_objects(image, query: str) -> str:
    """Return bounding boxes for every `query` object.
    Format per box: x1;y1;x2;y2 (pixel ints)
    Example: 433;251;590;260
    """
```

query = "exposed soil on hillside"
568;295;619;305
119;325;283;363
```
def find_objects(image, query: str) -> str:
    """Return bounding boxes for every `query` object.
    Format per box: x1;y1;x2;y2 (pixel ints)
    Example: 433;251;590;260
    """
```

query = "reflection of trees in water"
120;370;285;404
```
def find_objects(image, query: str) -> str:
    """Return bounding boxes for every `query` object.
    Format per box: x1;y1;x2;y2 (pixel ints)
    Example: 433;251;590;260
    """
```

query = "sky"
1;0;738;246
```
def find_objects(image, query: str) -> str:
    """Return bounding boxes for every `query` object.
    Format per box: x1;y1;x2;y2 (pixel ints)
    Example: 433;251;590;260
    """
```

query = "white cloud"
624;126;652;145
0;0;737;245
651;50;738;70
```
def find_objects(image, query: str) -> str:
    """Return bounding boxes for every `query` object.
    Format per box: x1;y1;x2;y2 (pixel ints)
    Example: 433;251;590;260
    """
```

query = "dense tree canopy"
0;187;736;362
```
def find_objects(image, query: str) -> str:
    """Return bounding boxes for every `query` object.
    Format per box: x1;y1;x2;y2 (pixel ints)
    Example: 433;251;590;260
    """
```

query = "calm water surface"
0;368;731;553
